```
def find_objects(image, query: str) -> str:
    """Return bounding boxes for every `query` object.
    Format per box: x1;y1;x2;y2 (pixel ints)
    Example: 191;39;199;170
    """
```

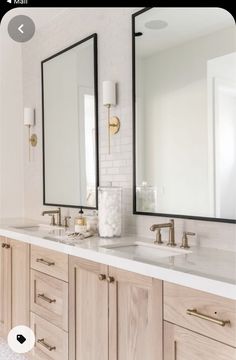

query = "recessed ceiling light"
145;20;168;30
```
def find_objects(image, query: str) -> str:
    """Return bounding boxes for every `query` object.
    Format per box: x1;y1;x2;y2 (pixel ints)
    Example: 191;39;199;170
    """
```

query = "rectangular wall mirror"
42;34;99;209
133;8;236;222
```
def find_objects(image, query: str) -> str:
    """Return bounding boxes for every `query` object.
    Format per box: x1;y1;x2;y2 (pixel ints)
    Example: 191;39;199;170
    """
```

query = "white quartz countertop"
0;218;235;300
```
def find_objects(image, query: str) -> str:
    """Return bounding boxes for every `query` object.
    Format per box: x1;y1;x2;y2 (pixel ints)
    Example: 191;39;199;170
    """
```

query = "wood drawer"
164;282;236;347
30;312;68;360
164;321;236;360
31;270;68;331
31;245;68;282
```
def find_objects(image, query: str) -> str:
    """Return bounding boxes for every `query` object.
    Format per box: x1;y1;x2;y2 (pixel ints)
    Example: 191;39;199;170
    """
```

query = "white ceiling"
135;8;235;57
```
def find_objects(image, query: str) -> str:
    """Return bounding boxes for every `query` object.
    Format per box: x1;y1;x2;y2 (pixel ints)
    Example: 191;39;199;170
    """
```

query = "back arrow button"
18;24;24;34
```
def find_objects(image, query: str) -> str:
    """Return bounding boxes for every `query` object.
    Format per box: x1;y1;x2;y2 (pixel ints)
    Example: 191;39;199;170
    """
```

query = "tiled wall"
21;8;236;250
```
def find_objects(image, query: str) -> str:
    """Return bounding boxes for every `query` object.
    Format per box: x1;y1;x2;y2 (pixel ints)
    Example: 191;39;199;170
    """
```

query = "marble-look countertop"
0;218;235;300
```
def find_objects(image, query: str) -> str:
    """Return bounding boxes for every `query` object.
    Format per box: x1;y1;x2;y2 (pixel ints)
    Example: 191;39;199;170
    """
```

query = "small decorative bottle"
98;187;122;238
74;208;87;233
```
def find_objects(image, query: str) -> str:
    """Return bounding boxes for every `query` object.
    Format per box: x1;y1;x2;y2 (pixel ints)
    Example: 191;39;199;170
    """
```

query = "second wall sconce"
24;107;37;161
103;81;120;154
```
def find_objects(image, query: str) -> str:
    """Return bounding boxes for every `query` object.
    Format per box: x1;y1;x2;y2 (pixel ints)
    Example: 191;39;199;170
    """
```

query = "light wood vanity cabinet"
164;322;236;360
0;237;29;337
164;282;236;360
30;245;69;360
69;257;163;360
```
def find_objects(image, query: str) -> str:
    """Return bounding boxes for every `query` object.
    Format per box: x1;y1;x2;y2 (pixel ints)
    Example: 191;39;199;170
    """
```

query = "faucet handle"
64;216;71;228
180;232;196;249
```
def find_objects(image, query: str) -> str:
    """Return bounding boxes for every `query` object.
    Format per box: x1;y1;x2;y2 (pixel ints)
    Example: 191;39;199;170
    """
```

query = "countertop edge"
0;227;235;301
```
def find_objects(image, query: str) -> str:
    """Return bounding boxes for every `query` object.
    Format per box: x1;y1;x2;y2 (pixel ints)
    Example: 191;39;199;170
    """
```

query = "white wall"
0;8;235;250
0;14;24;218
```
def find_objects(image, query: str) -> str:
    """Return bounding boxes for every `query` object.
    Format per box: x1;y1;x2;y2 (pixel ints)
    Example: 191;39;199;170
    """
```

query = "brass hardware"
36;258;55;266
37;338;56;351
150;219;176;246
98;274;106;281
109;116;120;135
107;276;115;283
154;228;163;244
4;244;10;249
38;293;56;304
106;105;120;154
174;340;177;360
180;232;195;249
1;243;6;248
64;216;71;228
30;133;37;147
186;308;230;327
49;214;56;226
42;207;62;226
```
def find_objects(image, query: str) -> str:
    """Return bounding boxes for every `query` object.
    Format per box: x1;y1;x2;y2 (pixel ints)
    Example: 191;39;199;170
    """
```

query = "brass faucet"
150;219;176;246
42;207;62;226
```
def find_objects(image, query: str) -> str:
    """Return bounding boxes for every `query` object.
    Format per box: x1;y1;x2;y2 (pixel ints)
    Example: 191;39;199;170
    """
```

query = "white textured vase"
98;187;122;237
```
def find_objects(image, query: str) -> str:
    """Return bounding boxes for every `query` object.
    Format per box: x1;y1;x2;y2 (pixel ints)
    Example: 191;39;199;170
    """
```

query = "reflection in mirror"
133;8;236;221
42;34;98;209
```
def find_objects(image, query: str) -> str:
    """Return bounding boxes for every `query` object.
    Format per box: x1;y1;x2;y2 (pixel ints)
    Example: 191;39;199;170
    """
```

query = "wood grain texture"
31;269;68;331
109;267;163;360
69;256;109;360
31;245;68;282
164;282;236;347
10;238;30;328
0;237;11;337
164;321;236;360
30;312;68;360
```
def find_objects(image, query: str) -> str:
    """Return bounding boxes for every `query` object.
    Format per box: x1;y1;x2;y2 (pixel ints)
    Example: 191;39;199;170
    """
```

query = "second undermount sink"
101;241;191;261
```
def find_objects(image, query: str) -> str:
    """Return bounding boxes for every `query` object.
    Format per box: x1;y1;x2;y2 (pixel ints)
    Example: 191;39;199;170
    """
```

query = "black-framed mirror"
42;33;99;209
132;8;236;223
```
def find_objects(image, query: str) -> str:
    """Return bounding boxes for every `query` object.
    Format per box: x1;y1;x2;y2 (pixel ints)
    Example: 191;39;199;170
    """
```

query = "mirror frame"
132;8;236;224
41;33;99;209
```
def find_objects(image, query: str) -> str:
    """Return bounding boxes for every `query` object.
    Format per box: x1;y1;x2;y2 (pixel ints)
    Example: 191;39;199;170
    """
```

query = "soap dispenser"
74;208;87;233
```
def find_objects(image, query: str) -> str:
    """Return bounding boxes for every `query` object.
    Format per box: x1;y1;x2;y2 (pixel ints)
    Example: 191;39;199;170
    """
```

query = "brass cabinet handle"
37;338;56;351
1;243;10;249
36;258;55;266
98;274;106;281
38;293;56;304
186;308;230;327
107;276;115;283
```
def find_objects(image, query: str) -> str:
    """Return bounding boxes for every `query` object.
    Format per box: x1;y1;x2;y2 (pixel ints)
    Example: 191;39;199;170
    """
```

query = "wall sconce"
103;81;120;153
24;107;37;161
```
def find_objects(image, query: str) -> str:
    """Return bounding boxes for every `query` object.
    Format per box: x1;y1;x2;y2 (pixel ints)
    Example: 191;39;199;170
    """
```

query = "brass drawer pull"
186;308;230;327
107;276;115;283
36;258;55;266
98;274;106;281
38;293;56;304
37;338;56;351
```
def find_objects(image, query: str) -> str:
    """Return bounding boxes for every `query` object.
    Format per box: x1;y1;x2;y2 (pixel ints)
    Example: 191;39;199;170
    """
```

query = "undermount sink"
12;224;66;239
101;241;191;261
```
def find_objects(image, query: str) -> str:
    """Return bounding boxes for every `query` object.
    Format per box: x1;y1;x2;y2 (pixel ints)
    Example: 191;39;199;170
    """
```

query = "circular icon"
8;15;35;43
8;325;35;354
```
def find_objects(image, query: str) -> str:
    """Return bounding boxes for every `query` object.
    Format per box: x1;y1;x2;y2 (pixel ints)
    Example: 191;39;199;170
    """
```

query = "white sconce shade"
103;81;116;106
24;107;35;126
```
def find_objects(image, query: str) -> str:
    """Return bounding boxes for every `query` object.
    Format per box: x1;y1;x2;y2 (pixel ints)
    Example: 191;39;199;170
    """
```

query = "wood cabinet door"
164;321;236;360
10;239;30;328
69;256;109;360
109;267;163;360
0;237;11;337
